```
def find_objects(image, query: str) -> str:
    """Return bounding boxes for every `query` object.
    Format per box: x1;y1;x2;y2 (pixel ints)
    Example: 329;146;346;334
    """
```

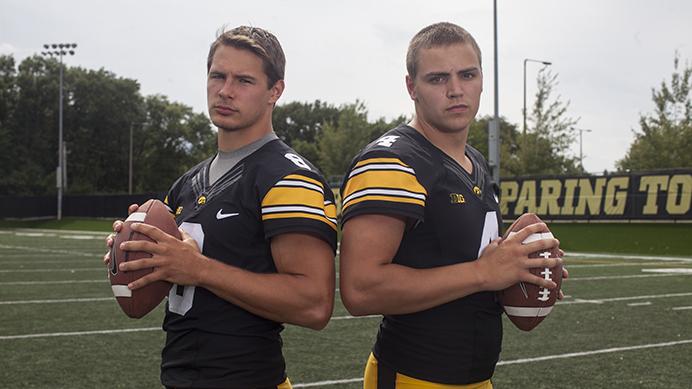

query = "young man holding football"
339;22;563;388
105;26;337;389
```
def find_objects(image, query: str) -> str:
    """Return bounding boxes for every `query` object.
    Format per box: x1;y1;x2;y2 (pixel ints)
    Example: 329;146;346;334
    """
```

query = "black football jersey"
341;125;503;384
160;139;337;388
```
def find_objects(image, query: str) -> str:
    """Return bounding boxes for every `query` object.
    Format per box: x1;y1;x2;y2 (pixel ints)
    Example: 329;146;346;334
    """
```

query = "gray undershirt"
209;132;279;185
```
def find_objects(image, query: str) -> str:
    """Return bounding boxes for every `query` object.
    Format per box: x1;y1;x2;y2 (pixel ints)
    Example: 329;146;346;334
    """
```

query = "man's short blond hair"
207;25;285;88
406;22;482;79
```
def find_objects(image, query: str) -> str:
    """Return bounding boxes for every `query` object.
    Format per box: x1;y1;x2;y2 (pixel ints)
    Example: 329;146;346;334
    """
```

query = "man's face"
406;43;483;134
206;45;282;132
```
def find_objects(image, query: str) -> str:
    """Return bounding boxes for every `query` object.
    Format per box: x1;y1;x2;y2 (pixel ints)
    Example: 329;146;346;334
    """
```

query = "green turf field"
1;228;691;388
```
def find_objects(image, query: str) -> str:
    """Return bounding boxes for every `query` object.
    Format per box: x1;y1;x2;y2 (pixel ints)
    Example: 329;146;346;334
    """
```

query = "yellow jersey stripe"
262;186;325;209
262;212;337;231
342;194;425;211
354;157;410;169
343;169;426;204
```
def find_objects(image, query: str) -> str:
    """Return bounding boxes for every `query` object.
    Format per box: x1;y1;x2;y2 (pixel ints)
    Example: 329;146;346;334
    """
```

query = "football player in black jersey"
339;22;564;389
104;26;337;389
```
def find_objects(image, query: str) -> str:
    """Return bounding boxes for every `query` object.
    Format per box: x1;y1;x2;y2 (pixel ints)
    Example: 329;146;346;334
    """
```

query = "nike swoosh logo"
216;210;239;220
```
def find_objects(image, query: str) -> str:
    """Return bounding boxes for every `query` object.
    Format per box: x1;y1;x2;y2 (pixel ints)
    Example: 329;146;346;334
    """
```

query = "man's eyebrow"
458;66;480;74
235;73;257;80
423;71;450;78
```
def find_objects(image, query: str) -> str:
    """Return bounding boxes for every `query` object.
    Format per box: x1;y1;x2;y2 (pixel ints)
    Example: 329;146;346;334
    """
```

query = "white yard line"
627;302;652;307
0;279;106;286
331;314;379;321
559;292;692;305
291;339;692;387
568;261;690;268
0;297;113;305
496;339;692;365
569;273;687;281
0;244;96;257
0;327;161;340
566;252;692;263
672;306;692;311
0;268;104;273
294;378;363;388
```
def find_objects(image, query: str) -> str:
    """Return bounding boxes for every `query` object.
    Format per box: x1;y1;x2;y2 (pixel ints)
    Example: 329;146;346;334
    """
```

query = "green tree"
0;55;214;195
617;53;692;170
467;115;520;177
316;101;405;178
3;55;61;195
134;95;214;192
272;100;341;164
64;67;145;193
506;69;580;176
0;55;18;195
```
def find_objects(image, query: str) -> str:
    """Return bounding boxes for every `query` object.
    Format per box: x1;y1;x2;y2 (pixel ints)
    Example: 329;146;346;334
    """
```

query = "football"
498;213;563;331
109;199;180;318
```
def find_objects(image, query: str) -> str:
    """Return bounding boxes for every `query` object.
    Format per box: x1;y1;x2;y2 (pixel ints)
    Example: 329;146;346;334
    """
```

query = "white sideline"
292;339;692;387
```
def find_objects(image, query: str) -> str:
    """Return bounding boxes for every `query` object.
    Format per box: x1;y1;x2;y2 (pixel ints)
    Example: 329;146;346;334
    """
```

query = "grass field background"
1;222;691;388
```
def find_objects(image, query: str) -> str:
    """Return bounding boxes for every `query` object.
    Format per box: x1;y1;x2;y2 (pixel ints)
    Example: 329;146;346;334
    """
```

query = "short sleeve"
340;150;428;225
261;172;338;252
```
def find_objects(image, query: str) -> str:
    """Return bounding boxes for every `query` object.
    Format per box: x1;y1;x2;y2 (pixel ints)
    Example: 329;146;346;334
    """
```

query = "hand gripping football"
498;213;563;331
109;199;180;318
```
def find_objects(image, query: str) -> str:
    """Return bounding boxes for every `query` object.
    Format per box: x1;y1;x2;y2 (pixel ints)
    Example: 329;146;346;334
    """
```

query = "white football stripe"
125;212;146;223
111;285;132;297
508;231;554;244
503;305;553;317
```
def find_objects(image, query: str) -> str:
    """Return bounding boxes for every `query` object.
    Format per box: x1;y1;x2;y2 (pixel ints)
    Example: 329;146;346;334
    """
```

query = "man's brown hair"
207;25;285;88
406;22;482;79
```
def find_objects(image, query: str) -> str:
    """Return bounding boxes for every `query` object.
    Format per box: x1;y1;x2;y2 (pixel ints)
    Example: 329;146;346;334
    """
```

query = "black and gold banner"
499;169;691;221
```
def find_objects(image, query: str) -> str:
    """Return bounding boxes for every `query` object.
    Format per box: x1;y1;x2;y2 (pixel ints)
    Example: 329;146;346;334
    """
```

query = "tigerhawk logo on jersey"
375;135;400;147
473;186;482;197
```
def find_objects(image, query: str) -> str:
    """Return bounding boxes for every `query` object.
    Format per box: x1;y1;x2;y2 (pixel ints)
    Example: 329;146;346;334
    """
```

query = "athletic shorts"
363;354;493;389
165;377;291;389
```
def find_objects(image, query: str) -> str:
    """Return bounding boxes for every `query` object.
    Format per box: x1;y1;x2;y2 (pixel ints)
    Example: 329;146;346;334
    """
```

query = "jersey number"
168;222;204;315
477;211;499;258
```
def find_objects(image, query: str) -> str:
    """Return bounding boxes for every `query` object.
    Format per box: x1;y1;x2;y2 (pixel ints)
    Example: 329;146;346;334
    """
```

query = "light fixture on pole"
41;43;77;220
523;58;551;134
575;128;592;172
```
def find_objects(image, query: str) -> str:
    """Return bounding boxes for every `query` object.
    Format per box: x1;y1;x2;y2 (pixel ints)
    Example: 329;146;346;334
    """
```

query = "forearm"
341;259;484;316
197;254;334;329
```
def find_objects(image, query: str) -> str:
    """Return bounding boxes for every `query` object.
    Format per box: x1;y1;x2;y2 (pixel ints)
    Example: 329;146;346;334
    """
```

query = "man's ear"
406;74;416;101
268;79;285;105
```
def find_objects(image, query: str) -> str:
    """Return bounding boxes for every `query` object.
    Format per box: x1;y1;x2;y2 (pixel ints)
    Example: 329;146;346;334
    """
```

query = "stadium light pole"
129;123;134;194
523;58;551;134
487;0;501;184
576;128;593;172
41;43;77;220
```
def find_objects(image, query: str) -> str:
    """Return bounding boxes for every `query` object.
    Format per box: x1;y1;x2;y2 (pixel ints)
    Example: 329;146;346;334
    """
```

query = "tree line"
0;54;689;196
